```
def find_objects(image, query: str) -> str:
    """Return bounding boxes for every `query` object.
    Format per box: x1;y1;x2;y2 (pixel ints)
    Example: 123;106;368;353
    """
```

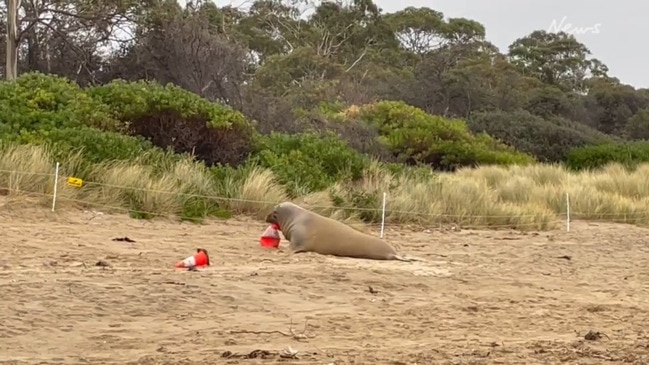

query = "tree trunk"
26;25;41;71
5;0;20;80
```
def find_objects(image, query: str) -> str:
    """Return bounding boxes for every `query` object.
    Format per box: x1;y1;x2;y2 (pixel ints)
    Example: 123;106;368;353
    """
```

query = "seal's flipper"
287;230;309;254
291;247;307;254
394;255;426;262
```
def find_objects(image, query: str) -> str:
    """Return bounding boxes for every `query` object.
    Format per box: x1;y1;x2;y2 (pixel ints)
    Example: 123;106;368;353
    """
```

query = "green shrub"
357;100;534;169
12;127;155;162
293;106;396;163
250;131;369;195
87;79;258;167
0;72;117;134
566;141;649;170
468;109;616;162
4;127;165;179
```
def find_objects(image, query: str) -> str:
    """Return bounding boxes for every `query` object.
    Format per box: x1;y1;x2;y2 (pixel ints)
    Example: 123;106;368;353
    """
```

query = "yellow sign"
67;177;83;188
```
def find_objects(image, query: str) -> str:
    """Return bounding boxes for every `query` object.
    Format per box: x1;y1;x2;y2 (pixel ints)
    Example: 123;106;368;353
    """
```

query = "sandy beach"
1;205;648;364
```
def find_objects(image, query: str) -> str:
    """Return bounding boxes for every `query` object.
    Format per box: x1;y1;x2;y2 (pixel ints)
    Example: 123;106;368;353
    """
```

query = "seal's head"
264;202;303;230
265;205;280;225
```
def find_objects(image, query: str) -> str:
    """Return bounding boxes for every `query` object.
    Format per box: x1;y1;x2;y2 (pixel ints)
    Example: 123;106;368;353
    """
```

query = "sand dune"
1;205;648;364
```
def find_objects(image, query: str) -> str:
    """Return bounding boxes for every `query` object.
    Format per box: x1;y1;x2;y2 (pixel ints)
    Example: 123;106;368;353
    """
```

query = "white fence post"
566;192;570;232
380;192;387;238
51;162;60;212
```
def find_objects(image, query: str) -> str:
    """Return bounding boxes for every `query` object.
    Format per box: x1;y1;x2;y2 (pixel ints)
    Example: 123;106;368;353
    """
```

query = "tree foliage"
3;0;649;174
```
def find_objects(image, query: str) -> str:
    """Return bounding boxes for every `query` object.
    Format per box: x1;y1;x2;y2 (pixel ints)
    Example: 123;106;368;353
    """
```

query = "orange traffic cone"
175;248;210;269
260;223;281;248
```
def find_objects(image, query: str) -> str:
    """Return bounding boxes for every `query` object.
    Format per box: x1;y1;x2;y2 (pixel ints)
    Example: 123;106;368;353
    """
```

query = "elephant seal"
264;202;421;262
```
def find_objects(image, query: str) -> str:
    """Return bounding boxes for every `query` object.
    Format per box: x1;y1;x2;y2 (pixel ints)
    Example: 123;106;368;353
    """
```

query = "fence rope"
3;168;556;218
0;185;566;229
77;179;558;219
0;168;56;177
2;167;649;220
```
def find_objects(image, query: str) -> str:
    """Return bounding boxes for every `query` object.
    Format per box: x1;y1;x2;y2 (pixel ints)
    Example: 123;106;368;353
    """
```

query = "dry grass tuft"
0;144;57;197
2;144;649;230
225;167;288;219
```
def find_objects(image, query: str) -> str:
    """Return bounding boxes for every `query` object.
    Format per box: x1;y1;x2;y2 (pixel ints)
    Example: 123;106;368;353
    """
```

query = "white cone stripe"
268;230;280;238
263;227;280;239
182;256;197;267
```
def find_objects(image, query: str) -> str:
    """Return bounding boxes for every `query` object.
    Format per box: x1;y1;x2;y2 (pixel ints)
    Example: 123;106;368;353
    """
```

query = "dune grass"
2;143;649;231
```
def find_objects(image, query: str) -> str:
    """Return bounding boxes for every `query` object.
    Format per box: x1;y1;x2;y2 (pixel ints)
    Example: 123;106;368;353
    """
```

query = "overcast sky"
194;0;645;88
384;0;644;88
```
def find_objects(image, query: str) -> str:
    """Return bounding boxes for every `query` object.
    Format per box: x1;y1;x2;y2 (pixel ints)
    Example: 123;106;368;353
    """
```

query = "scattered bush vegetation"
566;141;649;170
250;131;369;195
88;79;257;166
2;73;649;231
468;110;616;162
353;101;535;169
